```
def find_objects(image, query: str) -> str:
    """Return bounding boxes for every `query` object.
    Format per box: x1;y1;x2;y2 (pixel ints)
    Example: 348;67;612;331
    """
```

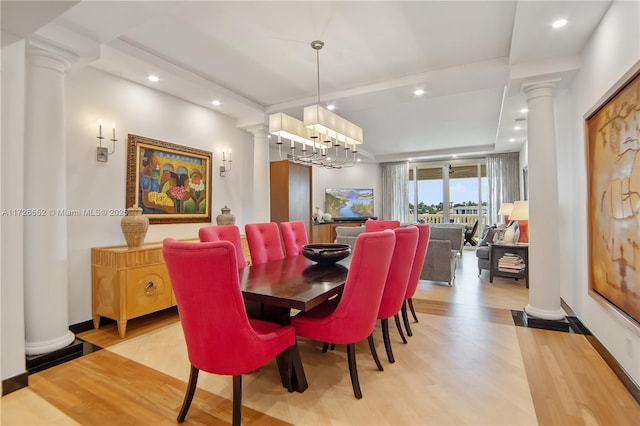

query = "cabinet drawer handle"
145;282;157;295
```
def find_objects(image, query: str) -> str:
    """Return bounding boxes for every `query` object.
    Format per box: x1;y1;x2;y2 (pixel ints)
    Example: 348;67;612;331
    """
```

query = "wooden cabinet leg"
93;315;101;329
117;320;127;338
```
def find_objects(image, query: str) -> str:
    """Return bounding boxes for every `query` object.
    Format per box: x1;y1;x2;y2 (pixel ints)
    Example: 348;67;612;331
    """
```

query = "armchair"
291;230;396;399
162;239;299;426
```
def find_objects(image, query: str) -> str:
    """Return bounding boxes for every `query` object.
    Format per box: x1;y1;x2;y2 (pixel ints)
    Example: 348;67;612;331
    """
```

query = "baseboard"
560;298;640;404
69;317;115;334
2;372;28;396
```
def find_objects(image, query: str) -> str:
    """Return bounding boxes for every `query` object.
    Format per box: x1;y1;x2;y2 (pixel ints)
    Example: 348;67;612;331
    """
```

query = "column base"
522;310;570;332
25;338;86;374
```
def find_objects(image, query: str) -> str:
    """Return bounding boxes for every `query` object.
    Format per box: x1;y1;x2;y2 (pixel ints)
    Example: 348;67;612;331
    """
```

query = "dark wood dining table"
238;254;349;392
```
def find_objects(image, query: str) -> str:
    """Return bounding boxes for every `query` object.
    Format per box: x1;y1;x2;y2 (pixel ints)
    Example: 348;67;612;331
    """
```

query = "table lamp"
498;203;513;224
510;200;529;243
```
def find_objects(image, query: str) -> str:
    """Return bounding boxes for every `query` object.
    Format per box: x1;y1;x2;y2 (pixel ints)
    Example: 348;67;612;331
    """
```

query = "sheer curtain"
381;161;409;221
486;153;520;225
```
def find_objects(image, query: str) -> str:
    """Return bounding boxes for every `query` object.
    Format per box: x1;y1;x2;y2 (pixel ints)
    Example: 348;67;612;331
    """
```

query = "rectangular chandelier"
303;104;363;146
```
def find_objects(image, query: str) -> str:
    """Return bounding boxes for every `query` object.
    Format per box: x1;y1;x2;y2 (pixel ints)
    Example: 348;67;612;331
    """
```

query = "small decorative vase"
216;206;236;225
121;205;149;248
313;207;324;223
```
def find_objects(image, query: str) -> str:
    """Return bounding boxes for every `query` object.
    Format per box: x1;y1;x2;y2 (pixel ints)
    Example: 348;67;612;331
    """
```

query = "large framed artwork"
126;134;212;224
585;66;640;324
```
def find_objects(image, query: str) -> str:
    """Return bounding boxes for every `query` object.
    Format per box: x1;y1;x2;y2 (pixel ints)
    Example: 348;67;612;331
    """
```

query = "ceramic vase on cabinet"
216;206;236;225
120;205;149;248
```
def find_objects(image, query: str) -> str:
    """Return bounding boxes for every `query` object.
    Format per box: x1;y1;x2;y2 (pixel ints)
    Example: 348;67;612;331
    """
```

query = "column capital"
521;78;561;101
245;125;270;139
27;38;79;73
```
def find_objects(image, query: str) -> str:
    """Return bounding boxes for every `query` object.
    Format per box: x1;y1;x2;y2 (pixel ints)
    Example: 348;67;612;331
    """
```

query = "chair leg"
232;375;242;426
401;300;413;337
346;343;363;399
330;343;336;350
322;342;329;353
381;318;395;363
177;365;199;423
367;333;384;371
408;298;419;323
394;313;408;344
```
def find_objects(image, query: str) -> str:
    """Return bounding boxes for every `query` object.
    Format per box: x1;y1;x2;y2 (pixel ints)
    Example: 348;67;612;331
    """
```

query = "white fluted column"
23;41;77;355
522;79;565;320
247;125;271;223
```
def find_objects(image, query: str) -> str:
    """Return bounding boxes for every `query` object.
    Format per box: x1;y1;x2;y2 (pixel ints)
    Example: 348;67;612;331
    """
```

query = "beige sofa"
334;225;366;246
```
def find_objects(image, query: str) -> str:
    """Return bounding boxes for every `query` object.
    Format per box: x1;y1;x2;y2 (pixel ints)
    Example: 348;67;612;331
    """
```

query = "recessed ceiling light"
520;108;528;114
211;100;221;106
414;89;425;96
326;104;335;111
514;126;521;131
509;138;516;142
357;158;361;162
148;75;159;82
552;19;567;29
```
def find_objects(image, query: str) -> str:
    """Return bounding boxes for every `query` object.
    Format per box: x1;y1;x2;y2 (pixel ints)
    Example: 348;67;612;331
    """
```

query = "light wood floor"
2;248;639;425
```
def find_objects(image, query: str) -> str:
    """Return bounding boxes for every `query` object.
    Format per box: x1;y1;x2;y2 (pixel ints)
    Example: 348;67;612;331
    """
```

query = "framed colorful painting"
585;65;640;324
126;134;212;224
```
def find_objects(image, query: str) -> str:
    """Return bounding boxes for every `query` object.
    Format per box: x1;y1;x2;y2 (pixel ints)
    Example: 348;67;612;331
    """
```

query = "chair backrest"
378;226;419;319
162;239;268;375
279;221;309;257
198;225;247;267
466;219;479;236
365;220;401;232
245;222;285;264
330;230;396;341
405;223;431;300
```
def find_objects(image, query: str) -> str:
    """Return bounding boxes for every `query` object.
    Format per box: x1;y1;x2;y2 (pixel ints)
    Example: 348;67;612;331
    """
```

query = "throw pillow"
479;226;496;246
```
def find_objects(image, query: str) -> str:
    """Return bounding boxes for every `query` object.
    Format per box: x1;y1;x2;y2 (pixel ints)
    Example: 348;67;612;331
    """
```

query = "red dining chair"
162;239;298;426
291;230;396;399
369;225;418;365
364;219;400;232
401;223;431;337
245;222;285;265
199;225;248;267
279;221;309;257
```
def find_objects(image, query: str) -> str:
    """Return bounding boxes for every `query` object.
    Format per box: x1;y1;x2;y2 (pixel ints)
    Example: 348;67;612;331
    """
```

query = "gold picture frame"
126;134;212;224
585;66;640;324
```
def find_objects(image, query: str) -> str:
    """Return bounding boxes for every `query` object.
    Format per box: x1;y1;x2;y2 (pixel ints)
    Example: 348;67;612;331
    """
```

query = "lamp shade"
498;203;514;216
269;113;314;145
510;201;529;220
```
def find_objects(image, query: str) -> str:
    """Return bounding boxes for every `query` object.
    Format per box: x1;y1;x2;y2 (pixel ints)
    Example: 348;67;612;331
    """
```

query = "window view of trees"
409;163;487;225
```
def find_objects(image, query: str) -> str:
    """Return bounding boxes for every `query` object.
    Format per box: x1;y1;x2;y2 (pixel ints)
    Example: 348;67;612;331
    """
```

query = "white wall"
562;0;640;384
268;146;382;219
1;39;27;381
312;163;382;217
64;67;254;324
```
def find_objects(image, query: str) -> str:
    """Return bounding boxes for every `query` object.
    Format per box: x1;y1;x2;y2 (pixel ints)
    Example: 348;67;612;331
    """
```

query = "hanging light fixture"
268;40;362;169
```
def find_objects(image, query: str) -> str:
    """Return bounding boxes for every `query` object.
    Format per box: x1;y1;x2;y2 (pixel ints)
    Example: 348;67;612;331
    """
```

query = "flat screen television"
325;188;374;220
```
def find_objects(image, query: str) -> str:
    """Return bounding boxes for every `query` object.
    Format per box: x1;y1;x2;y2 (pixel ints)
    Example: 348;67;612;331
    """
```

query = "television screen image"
325;188;374;219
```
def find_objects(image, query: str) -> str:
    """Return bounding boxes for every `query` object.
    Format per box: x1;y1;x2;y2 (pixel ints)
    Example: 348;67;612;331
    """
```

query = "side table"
489;242;529;288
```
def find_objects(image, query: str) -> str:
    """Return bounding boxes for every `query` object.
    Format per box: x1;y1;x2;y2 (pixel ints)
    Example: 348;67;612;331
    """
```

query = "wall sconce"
220;149;232;177
97;119;117;162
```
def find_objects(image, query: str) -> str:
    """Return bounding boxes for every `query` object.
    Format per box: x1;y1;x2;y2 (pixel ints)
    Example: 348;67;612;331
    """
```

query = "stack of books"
498;253;525;273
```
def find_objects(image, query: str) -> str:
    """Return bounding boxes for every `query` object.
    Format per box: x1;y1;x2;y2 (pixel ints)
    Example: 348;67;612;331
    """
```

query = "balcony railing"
408;213;487;227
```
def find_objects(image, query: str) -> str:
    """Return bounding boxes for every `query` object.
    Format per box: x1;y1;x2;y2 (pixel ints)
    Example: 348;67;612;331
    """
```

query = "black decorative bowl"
302;243;351;264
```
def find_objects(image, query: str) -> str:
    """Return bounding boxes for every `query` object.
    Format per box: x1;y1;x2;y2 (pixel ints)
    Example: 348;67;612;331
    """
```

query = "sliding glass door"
409;161;487;229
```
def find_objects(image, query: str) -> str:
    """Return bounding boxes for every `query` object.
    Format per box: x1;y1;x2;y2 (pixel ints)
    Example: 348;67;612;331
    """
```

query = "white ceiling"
1;0;612;163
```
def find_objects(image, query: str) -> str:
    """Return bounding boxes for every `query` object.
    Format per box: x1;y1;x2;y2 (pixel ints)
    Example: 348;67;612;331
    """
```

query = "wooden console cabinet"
92;242;174;338
92;237;251;338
